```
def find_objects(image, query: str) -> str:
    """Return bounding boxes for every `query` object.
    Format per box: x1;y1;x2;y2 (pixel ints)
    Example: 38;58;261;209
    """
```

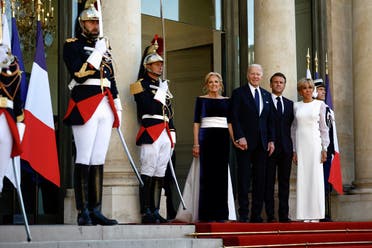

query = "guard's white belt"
200;117;228;128
142;114;169;122
68;78;111;90
82;78;111;88
0;97;14;109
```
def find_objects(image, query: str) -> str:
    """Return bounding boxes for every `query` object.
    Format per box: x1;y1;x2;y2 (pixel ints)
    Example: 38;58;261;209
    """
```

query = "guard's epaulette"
65;37;78;43
130;79;144;95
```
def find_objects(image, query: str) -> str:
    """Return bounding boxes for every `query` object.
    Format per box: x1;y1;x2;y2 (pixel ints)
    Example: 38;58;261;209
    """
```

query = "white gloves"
116;110;122;127
153;79;169;105
170;131;176;144
87;38;108;70
159;79;168;91
312;90;318;99
17;122;26;141
95;38;107;55
114;98;123;127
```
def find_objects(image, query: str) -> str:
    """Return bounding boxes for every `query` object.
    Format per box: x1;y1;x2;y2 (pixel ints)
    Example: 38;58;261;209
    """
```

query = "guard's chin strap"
147;69;162;77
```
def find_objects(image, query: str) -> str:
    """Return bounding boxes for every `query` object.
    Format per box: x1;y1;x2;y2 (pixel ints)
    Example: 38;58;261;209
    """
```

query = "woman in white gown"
291;78;329;222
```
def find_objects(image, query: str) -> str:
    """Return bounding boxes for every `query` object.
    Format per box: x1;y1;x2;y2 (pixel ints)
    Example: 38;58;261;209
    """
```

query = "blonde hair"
202;72;224;94
297;77;314;92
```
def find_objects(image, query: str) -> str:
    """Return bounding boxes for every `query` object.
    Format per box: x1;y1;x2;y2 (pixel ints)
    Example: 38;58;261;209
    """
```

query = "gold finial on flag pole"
11;0;15;18
314;51;318;74
325;53;328;75
36;0;42;22
306;48;310;70
2;0;5;15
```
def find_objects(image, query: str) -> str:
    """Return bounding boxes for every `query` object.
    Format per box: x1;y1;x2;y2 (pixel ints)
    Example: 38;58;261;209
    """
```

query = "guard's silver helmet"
79;3;99;21
143;52;163;67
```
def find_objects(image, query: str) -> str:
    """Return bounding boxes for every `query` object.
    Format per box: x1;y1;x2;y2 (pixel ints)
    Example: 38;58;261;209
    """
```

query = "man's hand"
292;152;297;165
234;137;248;151
267;141;275;156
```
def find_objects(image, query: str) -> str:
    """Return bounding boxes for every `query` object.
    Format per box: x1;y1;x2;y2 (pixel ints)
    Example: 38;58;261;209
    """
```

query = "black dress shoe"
320;217;333;222
267;217;277;223
250;217;263;223
279;217;292;223
90;209;118;225
238;216;249;223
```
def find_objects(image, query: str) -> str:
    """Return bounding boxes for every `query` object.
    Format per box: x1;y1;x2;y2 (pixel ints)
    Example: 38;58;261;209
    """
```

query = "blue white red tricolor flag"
325;73;342;194
21;21;60;187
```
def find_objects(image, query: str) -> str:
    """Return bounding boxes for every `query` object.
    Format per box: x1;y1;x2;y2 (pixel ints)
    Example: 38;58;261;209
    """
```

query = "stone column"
102;0;142;223
352;0;372;194
254;0;297;100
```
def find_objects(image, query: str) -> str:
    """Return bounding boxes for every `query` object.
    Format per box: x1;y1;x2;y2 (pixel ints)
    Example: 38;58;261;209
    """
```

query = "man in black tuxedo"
231;64;275;223
264;72;294;223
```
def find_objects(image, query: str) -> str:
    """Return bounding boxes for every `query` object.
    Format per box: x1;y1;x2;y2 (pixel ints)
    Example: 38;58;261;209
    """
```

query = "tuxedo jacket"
230;84;275;151
272;96;294;154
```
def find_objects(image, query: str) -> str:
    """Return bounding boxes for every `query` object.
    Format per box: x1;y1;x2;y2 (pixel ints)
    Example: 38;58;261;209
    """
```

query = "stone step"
0;224;222;248
0;238;222;248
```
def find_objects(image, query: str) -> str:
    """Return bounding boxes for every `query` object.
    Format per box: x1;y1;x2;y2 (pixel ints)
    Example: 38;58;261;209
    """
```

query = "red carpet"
194;222;372;247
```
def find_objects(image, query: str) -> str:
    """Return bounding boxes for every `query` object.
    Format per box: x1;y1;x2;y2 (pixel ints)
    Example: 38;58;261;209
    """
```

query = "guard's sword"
117;128;144;187
168;150;187;210
96;0;104;38
159;0;186;209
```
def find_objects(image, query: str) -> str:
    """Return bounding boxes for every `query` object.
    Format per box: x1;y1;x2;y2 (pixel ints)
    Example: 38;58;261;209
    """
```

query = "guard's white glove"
87;38;107;70
154;79;169;105
114;98;123;127
116;110;122;127
312;90;318;99
159;79;168;91
17;122;26;141
95;38;108;55
170;131;176;144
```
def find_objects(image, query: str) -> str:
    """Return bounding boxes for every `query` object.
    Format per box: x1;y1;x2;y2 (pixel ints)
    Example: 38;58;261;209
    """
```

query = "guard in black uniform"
63;1;122;226
131;37;176;223
314;78;335;221
0;45;23;192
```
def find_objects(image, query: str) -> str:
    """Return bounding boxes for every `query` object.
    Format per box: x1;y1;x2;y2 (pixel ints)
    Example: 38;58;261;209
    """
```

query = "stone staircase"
0;224;222;248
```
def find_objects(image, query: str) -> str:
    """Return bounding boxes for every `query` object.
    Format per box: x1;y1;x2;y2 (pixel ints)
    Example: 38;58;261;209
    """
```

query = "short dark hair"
270;72;286;83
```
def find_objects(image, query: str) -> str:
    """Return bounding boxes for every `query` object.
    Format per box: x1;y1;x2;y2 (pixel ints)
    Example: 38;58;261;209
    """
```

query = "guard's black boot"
74;164;92;226
140;175;155;224
88;165;118;225
153;177;167;223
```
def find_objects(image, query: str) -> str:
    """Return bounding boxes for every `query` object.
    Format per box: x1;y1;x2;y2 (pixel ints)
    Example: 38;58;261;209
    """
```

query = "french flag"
325;72;343;195
21;21;60;187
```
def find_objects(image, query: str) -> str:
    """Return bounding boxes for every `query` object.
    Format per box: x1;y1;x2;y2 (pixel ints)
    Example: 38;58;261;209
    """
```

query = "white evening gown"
292;100;329;220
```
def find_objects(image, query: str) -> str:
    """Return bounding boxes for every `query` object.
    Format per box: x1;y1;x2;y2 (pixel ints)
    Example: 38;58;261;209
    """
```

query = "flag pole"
12;159;32;242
